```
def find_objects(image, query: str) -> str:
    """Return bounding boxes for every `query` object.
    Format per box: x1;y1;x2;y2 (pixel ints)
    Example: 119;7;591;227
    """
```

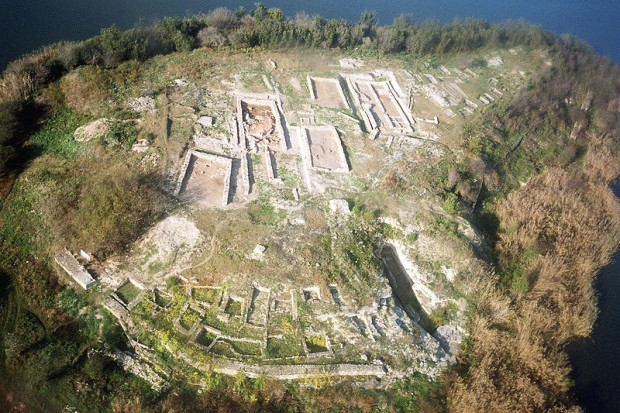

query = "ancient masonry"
175;93;291;208
174;72;432;206
210;360;385;380
307;76;350;109
104;240;454;381
404;64;506;119
175;150;233;207
235;94;288;152
55;249;97;289
105;278;146;321
101;59;512;385
345;73;415;137
300;126;349;173
264;146;279;182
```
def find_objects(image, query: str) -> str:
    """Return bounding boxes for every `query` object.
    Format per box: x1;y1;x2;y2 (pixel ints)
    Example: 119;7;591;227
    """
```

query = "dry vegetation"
446;139;620;411
429;33;620;411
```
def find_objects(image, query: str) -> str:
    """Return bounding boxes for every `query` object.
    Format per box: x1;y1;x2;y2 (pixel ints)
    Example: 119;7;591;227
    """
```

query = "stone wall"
54;249;97;290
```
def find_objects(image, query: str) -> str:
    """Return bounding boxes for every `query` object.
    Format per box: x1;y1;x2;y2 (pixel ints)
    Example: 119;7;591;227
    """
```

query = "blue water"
0;0;619;71
568;182;620;413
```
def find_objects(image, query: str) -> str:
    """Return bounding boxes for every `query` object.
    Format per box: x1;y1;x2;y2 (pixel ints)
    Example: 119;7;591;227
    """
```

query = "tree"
267;8;283;22
253;3;267;20
393;13;415;29
360;10;377;38
360;10;377;28
99;25;128;67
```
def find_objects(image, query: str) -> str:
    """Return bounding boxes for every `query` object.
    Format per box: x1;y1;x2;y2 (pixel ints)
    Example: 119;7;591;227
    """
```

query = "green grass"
78;308;100;341
0;182;50;261
193;288;221;306
210;340;237;358
224;298;243;317
429;302;458;327
237;324;269;341
305;335;328;353
265;336;304;359
248;199;285;226
116;281;141;305
179;308;202;330
202;309;232;334
501;247;539;294
0;181;59;311
154;289;172;307
387;373;438;412
57;288;86;317
509;268;529;295
30;107;88;158
131;295;157;318
195;329;217;347
229;340;262;356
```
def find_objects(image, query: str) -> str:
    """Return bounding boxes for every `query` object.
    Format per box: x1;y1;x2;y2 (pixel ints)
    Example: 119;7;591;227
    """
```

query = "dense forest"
1;4;619;412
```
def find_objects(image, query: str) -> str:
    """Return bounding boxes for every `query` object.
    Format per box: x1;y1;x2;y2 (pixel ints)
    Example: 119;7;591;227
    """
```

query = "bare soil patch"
310;77;348;109
178;152;232;207
73;118;110;142
304;126;348;172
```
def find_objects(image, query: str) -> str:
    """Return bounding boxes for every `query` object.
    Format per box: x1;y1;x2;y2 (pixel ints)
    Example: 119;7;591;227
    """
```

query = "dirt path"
174;217;229;277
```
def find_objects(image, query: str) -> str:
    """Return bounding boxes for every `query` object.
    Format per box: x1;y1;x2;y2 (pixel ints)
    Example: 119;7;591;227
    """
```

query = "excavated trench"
379;244;437;333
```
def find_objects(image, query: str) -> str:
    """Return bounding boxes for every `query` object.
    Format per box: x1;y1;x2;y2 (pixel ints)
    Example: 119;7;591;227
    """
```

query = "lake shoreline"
567;181;620;412
1;0;619;72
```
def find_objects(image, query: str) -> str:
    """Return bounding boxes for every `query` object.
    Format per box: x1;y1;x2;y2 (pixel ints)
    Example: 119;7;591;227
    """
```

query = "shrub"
248;200;284;225
405;232;418;244
442;193;461;215
471;56;487;68
57;288;86;317
103;119;138;146
305;335;328;353
206;7;239;31
72;166;169;256
432;216;459;238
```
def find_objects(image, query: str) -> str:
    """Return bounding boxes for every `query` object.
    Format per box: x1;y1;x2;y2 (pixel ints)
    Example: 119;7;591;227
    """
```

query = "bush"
405;232;418;244
442;193;461;215
103;119;138;146
57;288;86;317
72;166;169;256
206;7;239;31
432;216;459;238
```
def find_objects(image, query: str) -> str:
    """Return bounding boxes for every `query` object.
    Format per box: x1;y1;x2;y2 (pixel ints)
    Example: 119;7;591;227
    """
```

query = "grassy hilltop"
0;5;619;412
